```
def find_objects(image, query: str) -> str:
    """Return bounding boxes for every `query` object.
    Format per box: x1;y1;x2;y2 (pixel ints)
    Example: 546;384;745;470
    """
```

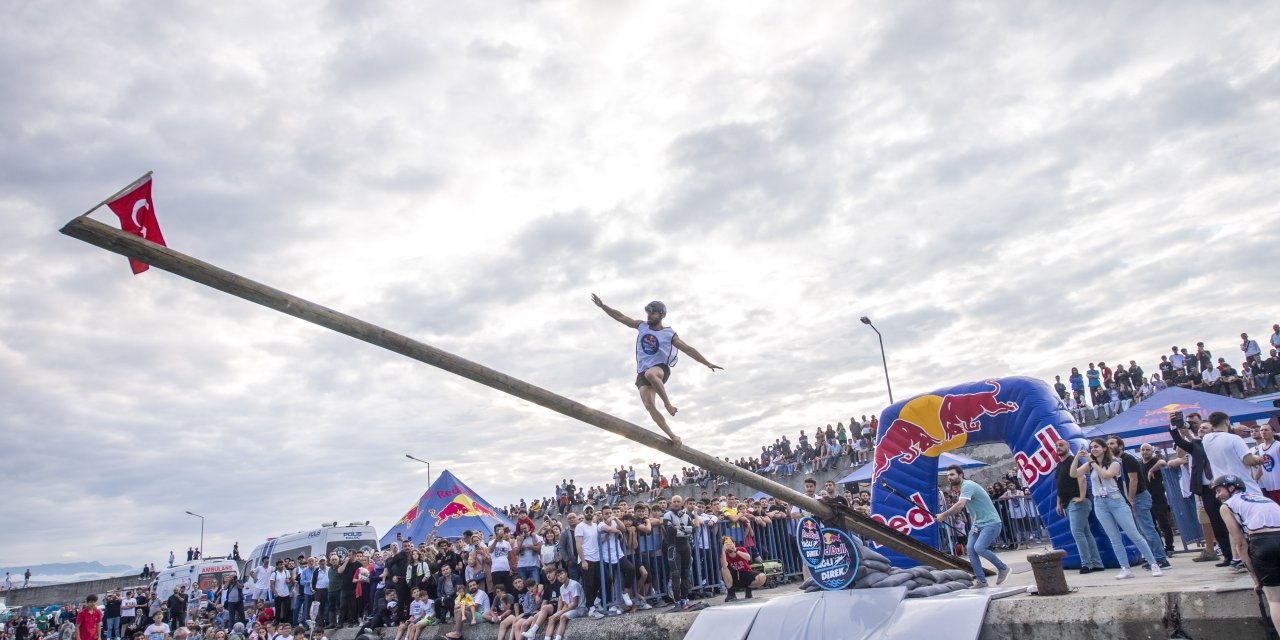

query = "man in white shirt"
1200;365;1222;394
251;559;272;604
120;592;138;635
1243;333;1263;365
573;507;604;619
1203;411;1263;495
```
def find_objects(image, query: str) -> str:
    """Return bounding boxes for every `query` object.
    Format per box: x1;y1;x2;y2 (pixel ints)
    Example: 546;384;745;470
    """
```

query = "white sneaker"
621;593;632;607
522;626;537;640
1115;568;1134;580
639;601;653;610
588;607;604;620
1150;565;1163;577
608;606;623;615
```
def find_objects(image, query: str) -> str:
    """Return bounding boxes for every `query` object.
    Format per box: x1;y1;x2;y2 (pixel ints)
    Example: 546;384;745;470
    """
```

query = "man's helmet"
1210;474;1246;494
644;301;667;316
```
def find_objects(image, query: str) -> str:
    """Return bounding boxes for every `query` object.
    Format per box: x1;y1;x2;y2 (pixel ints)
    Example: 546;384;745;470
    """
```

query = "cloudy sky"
1;1;1277;568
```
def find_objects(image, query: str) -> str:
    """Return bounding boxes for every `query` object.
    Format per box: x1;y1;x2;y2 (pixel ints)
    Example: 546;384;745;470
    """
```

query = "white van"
151;559;241;610
241;523;379;581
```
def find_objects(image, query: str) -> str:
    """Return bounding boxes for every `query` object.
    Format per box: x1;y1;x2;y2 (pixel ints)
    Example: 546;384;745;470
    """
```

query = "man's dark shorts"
1250;533;1280;587
635;364;671;388
729;568;760;590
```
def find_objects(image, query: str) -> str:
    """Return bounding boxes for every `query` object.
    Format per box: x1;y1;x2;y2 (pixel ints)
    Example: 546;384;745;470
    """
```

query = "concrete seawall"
3;576;149;608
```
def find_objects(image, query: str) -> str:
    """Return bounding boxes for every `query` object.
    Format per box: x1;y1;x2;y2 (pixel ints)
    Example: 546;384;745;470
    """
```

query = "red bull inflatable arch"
870;376;1135;569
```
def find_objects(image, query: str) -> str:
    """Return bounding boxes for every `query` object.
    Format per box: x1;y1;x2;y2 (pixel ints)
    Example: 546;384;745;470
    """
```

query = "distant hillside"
0;562;138;585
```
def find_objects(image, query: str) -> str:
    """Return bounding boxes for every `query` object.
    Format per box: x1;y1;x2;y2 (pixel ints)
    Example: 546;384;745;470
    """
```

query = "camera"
1170;411;1186;429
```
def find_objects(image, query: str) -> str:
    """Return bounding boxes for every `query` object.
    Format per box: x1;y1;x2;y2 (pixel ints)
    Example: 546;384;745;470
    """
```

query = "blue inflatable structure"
869;376;1137;569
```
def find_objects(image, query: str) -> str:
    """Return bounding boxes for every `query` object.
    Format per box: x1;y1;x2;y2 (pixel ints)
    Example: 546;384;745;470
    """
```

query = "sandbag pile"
803;538;974;597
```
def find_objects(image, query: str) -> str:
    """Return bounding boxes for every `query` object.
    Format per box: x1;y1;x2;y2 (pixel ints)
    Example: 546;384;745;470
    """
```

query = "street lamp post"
405;454;431;486
860;316;894;405
184;511;205;558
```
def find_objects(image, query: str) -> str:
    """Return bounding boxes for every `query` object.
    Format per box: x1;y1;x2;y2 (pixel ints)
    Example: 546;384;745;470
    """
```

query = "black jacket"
383;550;410;584
1168;426;1211;494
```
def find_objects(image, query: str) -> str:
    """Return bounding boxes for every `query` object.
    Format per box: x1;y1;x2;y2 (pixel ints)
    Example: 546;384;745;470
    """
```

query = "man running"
591;294;722;445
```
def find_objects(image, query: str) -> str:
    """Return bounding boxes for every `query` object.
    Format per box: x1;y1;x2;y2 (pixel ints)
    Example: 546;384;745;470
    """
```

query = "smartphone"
1170;411;1186;429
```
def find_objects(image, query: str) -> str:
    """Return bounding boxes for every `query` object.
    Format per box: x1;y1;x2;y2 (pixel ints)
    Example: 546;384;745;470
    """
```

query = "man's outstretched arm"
591;293;641;328
672;335;723;371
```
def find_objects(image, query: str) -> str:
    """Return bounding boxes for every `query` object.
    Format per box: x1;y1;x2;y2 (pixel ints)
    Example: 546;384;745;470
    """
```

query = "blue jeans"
105;617;120;640
1066;499;1103;568
968;521;1008;583
1130;491;1167;562
1093;493;1157;569
294;593;311;624
517;566;540;586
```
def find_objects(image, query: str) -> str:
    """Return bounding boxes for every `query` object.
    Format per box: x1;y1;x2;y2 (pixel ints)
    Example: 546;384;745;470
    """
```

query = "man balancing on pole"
591;294;722;445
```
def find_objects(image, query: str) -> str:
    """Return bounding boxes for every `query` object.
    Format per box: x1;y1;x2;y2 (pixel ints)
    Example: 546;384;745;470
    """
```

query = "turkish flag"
105;176;167;274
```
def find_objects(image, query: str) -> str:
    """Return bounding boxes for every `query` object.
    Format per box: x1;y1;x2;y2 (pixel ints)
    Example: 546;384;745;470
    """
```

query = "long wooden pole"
60;215;968;572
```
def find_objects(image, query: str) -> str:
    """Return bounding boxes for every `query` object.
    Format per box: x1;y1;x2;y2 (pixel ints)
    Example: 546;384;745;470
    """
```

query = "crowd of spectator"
6;326;1277;640
1054;326;1280;425
498;324;1279;530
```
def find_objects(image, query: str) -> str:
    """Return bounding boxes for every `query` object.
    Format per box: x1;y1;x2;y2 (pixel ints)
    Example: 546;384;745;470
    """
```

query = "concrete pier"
329;547;1269;640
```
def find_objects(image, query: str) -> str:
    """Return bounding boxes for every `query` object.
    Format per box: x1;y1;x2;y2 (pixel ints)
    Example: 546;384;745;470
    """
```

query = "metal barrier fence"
588;517;815;614
991;495;1050;549
583;473;1205;613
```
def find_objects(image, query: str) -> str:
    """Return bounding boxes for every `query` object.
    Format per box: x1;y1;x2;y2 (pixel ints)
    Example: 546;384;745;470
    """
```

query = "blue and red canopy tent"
380;469;514;547
1082;387;1280;449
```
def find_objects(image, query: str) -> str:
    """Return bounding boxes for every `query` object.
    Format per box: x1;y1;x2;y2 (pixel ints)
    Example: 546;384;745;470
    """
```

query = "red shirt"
77;608;102;640
725;550;751;572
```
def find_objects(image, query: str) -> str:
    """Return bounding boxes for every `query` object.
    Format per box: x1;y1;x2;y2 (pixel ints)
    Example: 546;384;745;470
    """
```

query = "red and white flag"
105;175;167;274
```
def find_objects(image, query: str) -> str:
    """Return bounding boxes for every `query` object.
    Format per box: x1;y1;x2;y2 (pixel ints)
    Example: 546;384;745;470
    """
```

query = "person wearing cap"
1214;473;1280;629
591;294;722;445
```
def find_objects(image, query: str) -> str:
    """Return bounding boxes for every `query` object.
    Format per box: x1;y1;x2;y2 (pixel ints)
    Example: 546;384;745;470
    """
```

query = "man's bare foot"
665;403;678;416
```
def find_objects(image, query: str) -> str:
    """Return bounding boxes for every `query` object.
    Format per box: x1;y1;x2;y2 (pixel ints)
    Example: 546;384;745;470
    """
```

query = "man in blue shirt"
935;465;1010;588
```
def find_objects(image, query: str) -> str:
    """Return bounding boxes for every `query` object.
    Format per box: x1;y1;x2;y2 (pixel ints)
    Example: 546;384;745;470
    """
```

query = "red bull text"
1013;425;1064;488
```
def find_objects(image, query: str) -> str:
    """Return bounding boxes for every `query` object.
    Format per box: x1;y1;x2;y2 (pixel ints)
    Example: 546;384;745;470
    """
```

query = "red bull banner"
870;376;1135;570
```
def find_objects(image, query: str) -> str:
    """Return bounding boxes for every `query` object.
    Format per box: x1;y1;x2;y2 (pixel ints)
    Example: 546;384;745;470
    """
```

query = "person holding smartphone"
1070;438;1163;579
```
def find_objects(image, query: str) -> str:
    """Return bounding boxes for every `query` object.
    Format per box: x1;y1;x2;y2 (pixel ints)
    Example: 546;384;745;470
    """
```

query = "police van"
241;522;379;581
151;559;242;610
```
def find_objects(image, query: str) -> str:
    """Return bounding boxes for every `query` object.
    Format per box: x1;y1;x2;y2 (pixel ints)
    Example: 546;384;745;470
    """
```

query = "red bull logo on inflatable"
1013;424;1065;488
430;493;498;525
872;380;1018;480
869;491;936;540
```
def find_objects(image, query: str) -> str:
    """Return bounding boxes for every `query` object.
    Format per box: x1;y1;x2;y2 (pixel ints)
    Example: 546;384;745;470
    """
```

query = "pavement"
331;544;1274;640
